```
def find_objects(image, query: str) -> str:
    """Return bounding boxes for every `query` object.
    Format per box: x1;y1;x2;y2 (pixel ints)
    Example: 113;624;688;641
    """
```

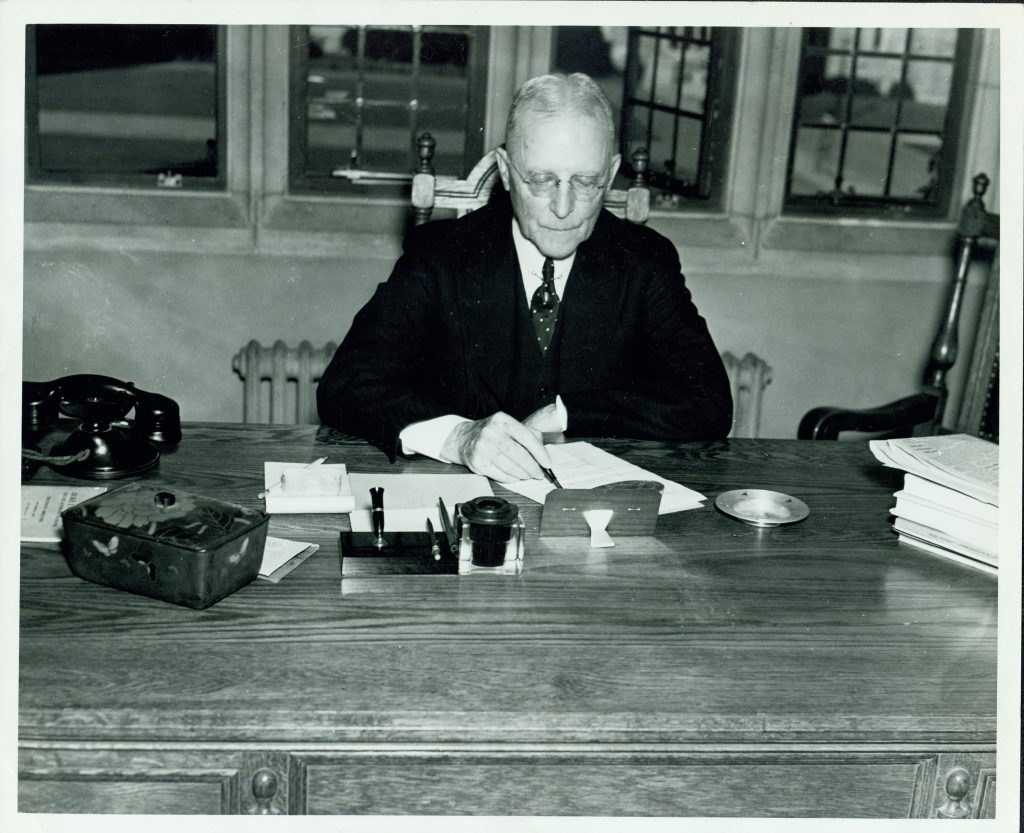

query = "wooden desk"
19;424;998;818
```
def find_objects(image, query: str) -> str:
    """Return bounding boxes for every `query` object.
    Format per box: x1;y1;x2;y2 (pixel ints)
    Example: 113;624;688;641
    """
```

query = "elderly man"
318;73;732;482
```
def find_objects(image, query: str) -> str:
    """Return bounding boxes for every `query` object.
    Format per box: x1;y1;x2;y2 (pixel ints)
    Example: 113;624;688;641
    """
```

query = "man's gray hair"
505;73;616;152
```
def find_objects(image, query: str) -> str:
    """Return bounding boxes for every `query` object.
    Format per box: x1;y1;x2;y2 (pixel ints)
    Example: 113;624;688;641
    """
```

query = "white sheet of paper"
499;442;705;514
347;472;492;532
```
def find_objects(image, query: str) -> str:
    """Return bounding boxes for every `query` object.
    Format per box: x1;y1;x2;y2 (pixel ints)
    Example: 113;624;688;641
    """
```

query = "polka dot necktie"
530;257;559;354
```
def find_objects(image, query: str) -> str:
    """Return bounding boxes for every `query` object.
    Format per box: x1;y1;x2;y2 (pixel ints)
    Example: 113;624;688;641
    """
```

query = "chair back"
232;340;337;424
722;351;774;439
798;173;1000;440
411;133;651;225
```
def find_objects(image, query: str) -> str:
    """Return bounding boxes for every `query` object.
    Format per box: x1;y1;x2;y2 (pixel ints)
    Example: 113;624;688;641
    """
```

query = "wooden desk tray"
539;487;660;537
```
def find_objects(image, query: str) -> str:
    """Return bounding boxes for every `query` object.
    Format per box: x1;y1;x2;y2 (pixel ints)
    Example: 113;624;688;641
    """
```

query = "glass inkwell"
457;496;524;575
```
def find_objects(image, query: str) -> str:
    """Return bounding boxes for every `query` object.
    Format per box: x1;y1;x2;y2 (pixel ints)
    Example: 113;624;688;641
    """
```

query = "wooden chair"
232;340;337;424
411;132;652;225
799;174;1000;441
722;351;774;439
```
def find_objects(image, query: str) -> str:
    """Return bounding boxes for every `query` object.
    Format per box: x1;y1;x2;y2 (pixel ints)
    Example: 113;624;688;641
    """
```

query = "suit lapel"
557;212;627;392
452;204;519;413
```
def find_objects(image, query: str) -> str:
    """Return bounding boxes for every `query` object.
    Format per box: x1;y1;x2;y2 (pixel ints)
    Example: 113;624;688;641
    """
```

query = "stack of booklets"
869;434;999;575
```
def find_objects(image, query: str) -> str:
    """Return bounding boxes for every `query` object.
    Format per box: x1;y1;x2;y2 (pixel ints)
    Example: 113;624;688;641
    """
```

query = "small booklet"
21;485;108;544
263;461;355;514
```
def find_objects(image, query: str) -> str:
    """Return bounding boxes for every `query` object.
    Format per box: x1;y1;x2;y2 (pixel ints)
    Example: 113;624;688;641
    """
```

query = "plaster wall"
22;243;987;439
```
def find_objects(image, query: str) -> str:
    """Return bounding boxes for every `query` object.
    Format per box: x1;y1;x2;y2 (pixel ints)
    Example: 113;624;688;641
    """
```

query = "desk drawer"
296;749;995;818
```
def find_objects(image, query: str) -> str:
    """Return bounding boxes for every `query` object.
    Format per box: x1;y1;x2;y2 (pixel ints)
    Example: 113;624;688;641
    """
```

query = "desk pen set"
340;490;524;576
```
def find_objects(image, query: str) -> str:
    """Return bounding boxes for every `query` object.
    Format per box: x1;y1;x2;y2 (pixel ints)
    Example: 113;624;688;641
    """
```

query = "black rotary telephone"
22;374;181;480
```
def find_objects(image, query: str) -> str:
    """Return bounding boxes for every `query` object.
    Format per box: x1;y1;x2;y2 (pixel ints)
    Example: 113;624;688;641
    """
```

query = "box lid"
61;483;267;551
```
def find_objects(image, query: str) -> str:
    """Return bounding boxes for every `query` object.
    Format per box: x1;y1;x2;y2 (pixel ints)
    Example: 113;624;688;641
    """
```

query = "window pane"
553;26;625;139
842;130;890;196
806;27;856;51
890;133;942;198
672;115;704;185
909;29;957;57
849;57;903;128
902;59;952;131
30;24;220;182
302;25;472;178
858;28;907;53
789;126;842;196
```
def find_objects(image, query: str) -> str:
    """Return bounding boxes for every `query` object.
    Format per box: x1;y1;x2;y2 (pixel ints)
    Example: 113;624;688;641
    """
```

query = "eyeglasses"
504;155;607;201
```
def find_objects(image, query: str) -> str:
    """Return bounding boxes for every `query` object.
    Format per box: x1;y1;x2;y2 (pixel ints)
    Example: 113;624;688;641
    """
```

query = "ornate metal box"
61;483;268;609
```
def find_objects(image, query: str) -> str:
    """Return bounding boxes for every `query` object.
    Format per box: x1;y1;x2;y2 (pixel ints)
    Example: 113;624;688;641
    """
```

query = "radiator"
232;340;338;424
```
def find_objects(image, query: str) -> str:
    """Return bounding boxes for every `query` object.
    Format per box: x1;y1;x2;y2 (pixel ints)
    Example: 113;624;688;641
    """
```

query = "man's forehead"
512;109;613;162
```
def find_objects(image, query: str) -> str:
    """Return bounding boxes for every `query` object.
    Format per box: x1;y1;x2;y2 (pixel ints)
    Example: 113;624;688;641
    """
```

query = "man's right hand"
440;411;551;482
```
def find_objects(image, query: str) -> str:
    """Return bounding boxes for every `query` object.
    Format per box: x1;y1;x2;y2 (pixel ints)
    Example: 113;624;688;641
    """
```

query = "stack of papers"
500;441;706;514
870;434;999;575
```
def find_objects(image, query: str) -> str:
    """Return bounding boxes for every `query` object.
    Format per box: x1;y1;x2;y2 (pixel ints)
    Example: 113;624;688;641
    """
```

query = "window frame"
618;26;740;212
782;27;976;220
23;25;252;244
25;23;229;193
22;26;995;264
286;24;491;196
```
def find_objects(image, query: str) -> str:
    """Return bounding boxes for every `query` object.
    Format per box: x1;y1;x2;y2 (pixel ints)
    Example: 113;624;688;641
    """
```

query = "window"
785;27;973;217
25;24;224;190
289;25;490;193
554;26;738;210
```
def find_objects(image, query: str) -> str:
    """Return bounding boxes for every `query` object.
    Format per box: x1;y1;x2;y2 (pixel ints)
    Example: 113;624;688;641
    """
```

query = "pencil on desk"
426;518;443;561
438;497;459;553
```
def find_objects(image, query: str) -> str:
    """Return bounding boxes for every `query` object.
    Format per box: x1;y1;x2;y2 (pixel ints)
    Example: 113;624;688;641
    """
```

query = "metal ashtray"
714;489;809;527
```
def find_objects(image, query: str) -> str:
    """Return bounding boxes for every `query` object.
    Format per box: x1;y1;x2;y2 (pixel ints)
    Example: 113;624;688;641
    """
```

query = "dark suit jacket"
318;195;733;459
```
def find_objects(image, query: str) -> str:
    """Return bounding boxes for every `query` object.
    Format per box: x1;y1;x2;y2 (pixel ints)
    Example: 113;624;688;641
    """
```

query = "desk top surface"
20;423;998;747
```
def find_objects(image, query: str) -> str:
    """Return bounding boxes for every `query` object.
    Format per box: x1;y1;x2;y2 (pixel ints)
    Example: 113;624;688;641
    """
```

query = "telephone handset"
23;374;181;480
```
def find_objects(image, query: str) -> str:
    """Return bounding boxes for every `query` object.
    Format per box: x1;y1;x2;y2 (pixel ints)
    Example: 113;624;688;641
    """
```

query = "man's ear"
495;146;513;192
605;153;622;191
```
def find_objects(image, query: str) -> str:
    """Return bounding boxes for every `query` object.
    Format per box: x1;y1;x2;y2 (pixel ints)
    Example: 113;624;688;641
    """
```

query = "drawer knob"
936;767;972;819
249;768;281;815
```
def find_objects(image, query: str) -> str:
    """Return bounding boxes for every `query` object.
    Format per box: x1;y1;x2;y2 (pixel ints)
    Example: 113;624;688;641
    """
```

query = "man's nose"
549;181;574;219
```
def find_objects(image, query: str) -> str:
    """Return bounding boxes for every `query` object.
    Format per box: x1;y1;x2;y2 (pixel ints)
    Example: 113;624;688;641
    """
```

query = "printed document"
500;442;706;514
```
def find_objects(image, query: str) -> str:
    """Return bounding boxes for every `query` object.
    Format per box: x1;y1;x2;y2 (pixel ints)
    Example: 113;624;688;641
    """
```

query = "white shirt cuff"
399;415;471;461
555;394;568;432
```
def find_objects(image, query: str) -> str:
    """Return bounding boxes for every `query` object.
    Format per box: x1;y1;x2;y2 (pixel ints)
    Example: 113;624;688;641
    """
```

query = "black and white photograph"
3;1;1021;830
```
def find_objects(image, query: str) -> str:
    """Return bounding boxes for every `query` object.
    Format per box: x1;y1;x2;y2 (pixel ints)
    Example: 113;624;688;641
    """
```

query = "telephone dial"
22;374;181;480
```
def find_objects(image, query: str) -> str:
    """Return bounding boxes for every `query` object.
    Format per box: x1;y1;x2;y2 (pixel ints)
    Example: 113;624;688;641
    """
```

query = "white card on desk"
347;472;492;532
263;462;355;513
259;536;319;582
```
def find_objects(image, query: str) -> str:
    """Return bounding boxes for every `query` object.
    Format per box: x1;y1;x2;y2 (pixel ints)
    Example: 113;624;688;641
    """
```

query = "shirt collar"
511;219;575;281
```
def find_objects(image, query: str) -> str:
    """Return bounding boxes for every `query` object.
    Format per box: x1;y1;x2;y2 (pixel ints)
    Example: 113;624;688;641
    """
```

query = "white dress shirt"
399;220;573;461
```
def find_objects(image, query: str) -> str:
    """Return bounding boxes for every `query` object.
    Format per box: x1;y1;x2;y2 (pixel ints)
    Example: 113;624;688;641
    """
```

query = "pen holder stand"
457;496;524;575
